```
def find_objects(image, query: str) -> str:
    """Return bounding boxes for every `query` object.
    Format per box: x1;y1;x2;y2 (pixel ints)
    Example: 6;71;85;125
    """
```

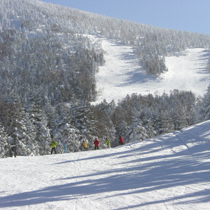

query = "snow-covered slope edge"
92;36;210;104
0;120;210;210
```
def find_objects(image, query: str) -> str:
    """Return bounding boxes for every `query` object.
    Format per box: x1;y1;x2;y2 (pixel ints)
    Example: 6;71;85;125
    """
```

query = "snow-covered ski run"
91;36;210;104
0;120;210;210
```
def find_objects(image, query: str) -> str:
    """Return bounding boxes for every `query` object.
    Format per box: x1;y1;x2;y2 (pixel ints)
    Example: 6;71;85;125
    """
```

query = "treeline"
0;89;205;157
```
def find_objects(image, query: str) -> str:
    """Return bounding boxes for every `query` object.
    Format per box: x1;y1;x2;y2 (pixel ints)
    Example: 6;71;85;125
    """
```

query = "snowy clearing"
93;37;210;104
1;120;210;210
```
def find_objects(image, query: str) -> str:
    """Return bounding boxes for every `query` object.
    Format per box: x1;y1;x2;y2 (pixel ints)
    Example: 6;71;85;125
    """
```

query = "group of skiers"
50;136;124;154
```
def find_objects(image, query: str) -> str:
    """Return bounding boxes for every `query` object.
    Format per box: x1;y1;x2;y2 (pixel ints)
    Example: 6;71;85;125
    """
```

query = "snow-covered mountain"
1;0;210;104
1;0;210;157
1;120;210;209
1;1;210;208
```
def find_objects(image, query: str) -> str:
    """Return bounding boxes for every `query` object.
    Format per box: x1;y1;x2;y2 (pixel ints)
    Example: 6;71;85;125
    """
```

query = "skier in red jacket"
119;136;124;145
94;138;99;150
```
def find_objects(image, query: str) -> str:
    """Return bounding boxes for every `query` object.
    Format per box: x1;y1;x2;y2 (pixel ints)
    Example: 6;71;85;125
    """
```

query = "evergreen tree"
157;110;174;134
0;123;9;158
142;118;156;138
53;103;81;152
115;120;129;145
126;117;148;142
28;93;51;155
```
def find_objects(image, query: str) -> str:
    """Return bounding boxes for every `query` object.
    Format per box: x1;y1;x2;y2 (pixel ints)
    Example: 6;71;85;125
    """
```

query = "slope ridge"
0;120;210;209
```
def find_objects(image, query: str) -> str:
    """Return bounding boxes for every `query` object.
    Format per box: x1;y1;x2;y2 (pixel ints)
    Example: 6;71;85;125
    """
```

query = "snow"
92;37;210;104
1;120;210;210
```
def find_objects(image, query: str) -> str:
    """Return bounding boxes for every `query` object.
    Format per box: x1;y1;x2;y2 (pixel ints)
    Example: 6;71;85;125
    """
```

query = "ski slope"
1;120;210;210
93;37;210;104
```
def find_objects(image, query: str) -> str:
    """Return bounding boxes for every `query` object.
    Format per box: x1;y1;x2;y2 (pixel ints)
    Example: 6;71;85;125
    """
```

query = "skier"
106;138;111;148
10;135;17;157
119;136;124;145
63;141;67;153
83;140;88;151
94;138;99;150
50;138;58;154
10;144;16;158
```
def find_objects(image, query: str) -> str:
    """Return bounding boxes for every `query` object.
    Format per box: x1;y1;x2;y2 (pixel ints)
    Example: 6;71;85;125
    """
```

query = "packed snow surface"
93;37;210;104
1;120;210;209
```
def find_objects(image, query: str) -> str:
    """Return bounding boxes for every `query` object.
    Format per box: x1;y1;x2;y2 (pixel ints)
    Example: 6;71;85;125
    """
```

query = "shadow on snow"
0;122;210;209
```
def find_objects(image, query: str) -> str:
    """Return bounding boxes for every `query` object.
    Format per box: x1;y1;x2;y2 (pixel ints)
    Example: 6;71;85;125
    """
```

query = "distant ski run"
93;37;210;104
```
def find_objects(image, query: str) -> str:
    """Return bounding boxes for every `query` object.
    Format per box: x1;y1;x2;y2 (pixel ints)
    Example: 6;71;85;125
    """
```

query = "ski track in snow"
91;37;210;104
1;120;210;209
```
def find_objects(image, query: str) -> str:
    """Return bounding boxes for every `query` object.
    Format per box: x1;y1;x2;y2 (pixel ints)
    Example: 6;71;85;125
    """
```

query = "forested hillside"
0;0;210;157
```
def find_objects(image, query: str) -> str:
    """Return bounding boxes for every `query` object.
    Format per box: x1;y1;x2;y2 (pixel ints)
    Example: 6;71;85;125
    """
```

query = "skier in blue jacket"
63;141;67;153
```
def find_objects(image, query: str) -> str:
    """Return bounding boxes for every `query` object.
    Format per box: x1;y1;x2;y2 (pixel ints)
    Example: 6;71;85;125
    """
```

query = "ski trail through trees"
92;36;210;104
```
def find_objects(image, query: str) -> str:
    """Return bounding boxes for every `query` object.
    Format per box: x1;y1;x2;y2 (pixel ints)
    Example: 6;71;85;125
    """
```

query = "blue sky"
40;0;210;35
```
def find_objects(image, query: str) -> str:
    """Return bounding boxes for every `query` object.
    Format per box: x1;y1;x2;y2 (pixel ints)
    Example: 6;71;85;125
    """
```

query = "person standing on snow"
106;139;111;148
94;138;99;150
119;136;124;145
83;140;88;151
63;141;67;153
50;138;58;154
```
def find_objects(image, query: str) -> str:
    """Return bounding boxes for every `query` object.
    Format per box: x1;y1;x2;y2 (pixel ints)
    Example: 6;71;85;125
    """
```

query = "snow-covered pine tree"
0;123;9;158
28;93;51;155
0;93;32;156
115;120;129;146
71;103;97;150
199;85;210;120
43;100;56;132
141;117;156;138
53;103;81;152
126;117;148;142
23;113;38;156
157;110;174;134
172;110;188;130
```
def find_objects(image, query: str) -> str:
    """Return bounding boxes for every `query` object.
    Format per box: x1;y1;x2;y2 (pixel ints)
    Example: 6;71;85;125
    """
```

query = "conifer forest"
1;0;210;157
